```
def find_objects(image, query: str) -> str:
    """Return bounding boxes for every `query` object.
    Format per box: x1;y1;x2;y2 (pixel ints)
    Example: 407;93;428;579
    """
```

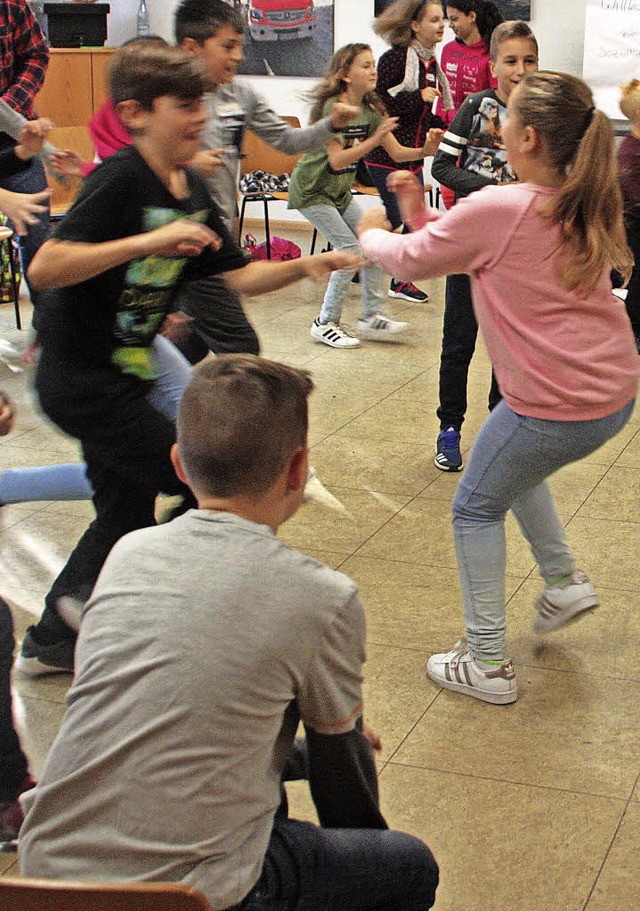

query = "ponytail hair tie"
583;105;596;133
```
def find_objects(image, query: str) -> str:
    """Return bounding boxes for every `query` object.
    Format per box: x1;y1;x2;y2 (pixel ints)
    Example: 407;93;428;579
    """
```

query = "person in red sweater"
364;0;448;303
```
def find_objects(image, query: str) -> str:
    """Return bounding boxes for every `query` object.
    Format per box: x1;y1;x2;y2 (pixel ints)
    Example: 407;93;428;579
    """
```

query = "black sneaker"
388;279;428;303
435;426;463;471
15;626;75;676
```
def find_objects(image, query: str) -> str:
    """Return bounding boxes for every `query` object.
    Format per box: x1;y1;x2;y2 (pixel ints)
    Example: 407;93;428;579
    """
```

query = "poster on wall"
583;0;640;121
232;0;335;77
374;0;530;19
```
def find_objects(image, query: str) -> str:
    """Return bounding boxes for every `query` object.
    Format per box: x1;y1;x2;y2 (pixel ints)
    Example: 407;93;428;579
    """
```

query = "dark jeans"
0;598;29;801
32;355;196;645
437;272;501;430
234;814;439;911
624;219;640;339
175;274;260;357
0;134;51;310
365;163;424;231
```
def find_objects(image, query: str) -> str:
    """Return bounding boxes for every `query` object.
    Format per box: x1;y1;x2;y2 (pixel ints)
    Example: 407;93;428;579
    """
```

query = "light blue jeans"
0;335;192;505
453;398;635;660
299;198;385;324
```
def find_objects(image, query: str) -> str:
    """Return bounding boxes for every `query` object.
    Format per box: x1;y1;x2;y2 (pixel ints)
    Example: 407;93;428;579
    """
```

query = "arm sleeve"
249;95;333;155
1;2;49;116
431;97;495;196
359;188;505;280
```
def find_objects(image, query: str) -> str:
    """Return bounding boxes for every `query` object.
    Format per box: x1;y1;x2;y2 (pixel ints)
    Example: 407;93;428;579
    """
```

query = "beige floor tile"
280;486;412;554
586;801;640;911
12;693;67;778
614;423;640;467
394;666;640;798
561;516;640;591
379;763;625;911
0;854;19;875
0;512;89;595
576;465;640;522
308;437;434;497
1;424;81;457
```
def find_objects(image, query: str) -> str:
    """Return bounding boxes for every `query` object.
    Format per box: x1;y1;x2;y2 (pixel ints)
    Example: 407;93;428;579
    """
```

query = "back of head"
374;0;440;47
620;79;640;121
174;0;244;45
109;43;207;109
178;355;314;501
515;71;631;295
489;19;537;60
445;0;504;49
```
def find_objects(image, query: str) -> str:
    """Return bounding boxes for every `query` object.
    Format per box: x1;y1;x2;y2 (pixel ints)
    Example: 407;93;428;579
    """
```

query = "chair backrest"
0;877;215;911
240;115;302;180
46;126;96;219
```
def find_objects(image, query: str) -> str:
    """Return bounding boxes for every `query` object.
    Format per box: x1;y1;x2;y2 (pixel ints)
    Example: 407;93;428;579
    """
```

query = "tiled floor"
1;236;640;909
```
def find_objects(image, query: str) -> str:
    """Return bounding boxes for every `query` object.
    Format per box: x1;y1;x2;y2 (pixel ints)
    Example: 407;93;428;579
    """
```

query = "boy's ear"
171;443;188;485
180;36;200;55
115;99;148;131
285;446;309;494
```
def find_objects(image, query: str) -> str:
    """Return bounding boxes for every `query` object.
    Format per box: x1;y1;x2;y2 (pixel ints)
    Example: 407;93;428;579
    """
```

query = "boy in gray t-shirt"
19;355;439;911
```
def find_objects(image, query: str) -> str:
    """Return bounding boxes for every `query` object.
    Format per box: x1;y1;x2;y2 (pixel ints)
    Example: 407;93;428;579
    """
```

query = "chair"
46;126;96;220
237;116;303;260
0;224;22;328
0;877;215;911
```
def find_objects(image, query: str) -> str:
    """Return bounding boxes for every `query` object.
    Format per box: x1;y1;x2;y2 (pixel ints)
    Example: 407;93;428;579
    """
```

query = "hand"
0;393;15;436
373;116;400;145
356;207;392;237
143;219;222;258
421;127;445;157
160;311;193;344
49;149;84;178
303;250;363;278
189;148;227;178
15;118;54;160
329;102;360;130
0;187;50;235
386;170;426;223
363;724;382;752
420;86;441;105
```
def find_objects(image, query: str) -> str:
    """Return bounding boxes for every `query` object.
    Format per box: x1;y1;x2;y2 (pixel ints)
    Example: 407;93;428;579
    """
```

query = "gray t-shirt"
202;80;334;221
20;511;365;909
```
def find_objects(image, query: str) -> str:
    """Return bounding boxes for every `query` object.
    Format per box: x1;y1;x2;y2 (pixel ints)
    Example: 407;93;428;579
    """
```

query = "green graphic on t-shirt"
112;207;209;379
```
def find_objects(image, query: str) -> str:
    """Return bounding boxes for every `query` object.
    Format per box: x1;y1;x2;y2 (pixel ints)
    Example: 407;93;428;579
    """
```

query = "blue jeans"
235;814;438;911
364;164;423;232
453;398;635;660
299;199;384;324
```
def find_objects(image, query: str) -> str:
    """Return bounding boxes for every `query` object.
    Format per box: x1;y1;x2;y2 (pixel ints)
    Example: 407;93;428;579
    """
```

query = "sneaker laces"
445;637;469;668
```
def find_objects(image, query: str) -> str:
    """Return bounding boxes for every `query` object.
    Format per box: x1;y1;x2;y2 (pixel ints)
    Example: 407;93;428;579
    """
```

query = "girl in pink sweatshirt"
358;71;639;705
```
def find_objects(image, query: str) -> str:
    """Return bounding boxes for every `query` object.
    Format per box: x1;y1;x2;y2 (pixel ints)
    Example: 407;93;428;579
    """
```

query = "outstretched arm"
223;249;361;297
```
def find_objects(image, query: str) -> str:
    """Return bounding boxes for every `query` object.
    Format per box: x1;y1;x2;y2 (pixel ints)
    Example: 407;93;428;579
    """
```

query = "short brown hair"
489;20;538;61
620;79;640;121
109;43;207;109
177;355;314;500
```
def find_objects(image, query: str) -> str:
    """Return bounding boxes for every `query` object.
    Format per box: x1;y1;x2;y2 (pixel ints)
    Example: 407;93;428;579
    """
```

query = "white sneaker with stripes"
311;318;360;349
427;638;517;704
357;313;409;342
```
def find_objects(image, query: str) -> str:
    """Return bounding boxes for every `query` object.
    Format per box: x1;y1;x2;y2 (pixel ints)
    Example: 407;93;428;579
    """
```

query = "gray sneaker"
533;570;599;633
16;626;75;676
427;637;517;704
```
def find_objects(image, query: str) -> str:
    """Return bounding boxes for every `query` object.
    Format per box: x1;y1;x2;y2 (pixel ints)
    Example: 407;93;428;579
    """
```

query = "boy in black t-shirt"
18;43;356;675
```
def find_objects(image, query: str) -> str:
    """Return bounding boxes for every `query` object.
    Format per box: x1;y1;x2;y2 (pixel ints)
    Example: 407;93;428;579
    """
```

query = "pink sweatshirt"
439;38;496;125
80;98;132;177
360;183;639;420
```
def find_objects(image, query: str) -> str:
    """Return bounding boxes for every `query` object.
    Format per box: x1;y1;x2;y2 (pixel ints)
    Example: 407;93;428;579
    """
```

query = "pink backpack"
243;233;301;262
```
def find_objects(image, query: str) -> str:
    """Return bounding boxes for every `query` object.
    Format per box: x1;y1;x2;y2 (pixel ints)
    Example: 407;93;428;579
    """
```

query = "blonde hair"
307;44;386;124
489;19;538;61
619;79;640;121
514;71;632;296
374;0;442;48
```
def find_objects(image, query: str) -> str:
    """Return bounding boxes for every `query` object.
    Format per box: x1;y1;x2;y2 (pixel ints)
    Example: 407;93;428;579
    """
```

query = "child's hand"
422;127;444;157
420;86;441;105
356;207;392;236
373;116;400;144
190;148;227;178
0;393;15;436
0;187;50;235
145;219;222;258
387;170;426;223
363;723;382;752
328;102;360;130
303;250;362;278
15;118;54;160
49;149;84;178
160;310;193;344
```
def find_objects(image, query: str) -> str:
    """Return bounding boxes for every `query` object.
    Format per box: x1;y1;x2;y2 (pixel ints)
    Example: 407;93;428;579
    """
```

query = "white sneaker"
533;570;598;633
427;638;517;704
357;313;409;342
311;318;360;349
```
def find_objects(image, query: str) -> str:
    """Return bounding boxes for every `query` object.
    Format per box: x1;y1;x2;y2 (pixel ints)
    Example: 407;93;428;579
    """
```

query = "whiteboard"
583;0;640;121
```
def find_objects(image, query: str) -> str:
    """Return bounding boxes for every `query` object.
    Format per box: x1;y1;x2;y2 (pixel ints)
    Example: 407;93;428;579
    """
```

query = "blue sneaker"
435;426;463;471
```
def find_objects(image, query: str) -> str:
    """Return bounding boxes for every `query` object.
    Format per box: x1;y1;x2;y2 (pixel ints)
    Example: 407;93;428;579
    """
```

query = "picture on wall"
232;1;335;77
374;0;531;20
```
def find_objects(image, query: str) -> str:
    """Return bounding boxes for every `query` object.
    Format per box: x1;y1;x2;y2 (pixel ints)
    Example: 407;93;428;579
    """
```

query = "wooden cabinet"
35;48;115;126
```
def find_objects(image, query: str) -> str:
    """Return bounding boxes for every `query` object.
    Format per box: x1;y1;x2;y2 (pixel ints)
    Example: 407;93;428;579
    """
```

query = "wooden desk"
36;47;115;126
